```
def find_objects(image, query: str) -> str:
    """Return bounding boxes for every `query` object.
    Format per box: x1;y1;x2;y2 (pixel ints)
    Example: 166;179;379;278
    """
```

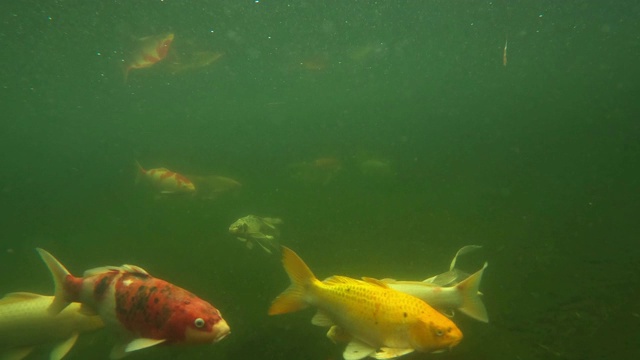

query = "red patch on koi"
157;41;172;58
174;173;192;185
143;54;161;64
159;171;175;180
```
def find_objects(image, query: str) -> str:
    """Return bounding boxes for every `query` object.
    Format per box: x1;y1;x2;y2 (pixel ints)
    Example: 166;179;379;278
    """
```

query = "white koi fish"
379;245;488;323
0;292;104;360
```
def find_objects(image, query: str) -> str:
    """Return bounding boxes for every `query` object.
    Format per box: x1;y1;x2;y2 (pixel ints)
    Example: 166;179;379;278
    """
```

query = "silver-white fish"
0;292;104;360
228;215;283;254
380;245;489;323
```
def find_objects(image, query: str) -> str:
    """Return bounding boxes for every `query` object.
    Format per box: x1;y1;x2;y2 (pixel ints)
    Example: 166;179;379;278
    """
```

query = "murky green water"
1;1;639;359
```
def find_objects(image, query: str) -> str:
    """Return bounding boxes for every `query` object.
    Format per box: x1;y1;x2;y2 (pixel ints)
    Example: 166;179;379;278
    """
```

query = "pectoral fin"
371;347;415;359
50;332;79;360
125;338;166;352
110;338;166;359
311;310;334;327
344;339;376;360
254;239;273;254
1;347;34;360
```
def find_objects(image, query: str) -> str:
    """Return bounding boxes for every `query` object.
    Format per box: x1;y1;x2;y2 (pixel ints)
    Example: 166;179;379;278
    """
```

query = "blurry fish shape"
37;249;230;359
0;292;104;360
123;33;174;82
349;43;388;62
228;215;282;254
269;247;463;360
167;51;225;74
379;245;489;323
358;158;394;178
135;161;196;195
299;53;330;71
289;157;342;186
189;175;241;200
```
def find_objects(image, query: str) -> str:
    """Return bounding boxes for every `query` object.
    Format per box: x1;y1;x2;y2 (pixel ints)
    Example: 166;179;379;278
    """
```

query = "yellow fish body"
269;247;463;359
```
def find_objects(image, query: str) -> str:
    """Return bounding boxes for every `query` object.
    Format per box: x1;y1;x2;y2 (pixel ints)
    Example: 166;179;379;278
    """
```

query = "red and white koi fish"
136;162;196;195
0;292;104;360
36;249;230;359
123;33;174;82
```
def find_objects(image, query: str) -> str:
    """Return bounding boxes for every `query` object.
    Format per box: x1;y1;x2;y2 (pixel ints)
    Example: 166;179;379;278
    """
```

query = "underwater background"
1;0;639;359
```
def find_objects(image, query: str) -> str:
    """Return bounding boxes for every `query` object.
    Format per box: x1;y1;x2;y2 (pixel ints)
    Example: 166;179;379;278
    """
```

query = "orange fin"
268;247;316;315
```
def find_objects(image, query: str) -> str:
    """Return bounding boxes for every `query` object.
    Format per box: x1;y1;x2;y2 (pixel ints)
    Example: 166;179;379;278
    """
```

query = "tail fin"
456;262;489;323
134;160;145;184
36;248;74;315
268;246;316;315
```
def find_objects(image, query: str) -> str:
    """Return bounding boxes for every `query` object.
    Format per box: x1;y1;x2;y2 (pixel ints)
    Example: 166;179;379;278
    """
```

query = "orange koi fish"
136;162;196;195
269;247;463;360
123;33;174;82
37;249;230;359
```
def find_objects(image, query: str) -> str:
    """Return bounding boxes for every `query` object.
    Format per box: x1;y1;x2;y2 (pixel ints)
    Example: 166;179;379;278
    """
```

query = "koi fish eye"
194;318;205;328
435;329;444;337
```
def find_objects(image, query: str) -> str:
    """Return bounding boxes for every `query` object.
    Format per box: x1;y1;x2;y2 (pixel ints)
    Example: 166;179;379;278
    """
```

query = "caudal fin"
134;160;145;184
36;248;74;315
456;262;489;323
268;246;316;315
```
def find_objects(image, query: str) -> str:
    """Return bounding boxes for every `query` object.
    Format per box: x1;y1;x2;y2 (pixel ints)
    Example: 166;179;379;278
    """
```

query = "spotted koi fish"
123;33;174;82
269;247;462;360
36;248;230;359
135;161;196;195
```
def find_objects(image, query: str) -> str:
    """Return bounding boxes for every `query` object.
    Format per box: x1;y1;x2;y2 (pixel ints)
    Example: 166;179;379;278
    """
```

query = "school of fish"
1;239;487;360
0;31;494;360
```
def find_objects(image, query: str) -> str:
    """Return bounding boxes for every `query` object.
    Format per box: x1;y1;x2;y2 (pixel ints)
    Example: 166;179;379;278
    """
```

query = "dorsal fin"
361;277;390;288
120;264;150;275
323;275;361;286
84;264;149;277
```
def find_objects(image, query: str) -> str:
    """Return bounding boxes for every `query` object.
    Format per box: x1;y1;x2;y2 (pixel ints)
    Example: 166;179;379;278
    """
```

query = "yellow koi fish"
269;247;463;359
0;292;104;360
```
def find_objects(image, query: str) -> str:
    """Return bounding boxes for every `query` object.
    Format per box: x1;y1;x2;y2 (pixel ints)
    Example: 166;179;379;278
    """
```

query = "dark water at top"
1;0;639;359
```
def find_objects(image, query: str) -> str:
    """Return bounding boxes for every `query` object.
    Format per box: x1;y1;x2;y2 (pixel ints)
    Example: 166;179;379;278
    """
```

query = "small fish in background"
135;161;196;195
379;245;489;323
289;157;342;186
298;53;330;71
358;158;394;178
503;36;508;67
167;51;225;75
189;175;242;200
123;33;174;82
269;247;463;360
0;292;104;360
36;249;230;359
229;215;282;254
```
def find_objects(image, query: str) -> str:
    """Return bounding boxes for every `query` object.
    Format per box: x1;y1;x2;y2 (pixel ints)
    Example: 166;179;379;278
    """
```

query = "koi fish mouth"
213;320;231;342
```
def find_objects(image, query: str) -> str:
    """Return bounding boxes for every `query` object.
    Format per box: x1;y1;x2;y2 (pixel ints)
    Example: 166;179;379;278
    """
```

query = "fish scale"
312;276;442;349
